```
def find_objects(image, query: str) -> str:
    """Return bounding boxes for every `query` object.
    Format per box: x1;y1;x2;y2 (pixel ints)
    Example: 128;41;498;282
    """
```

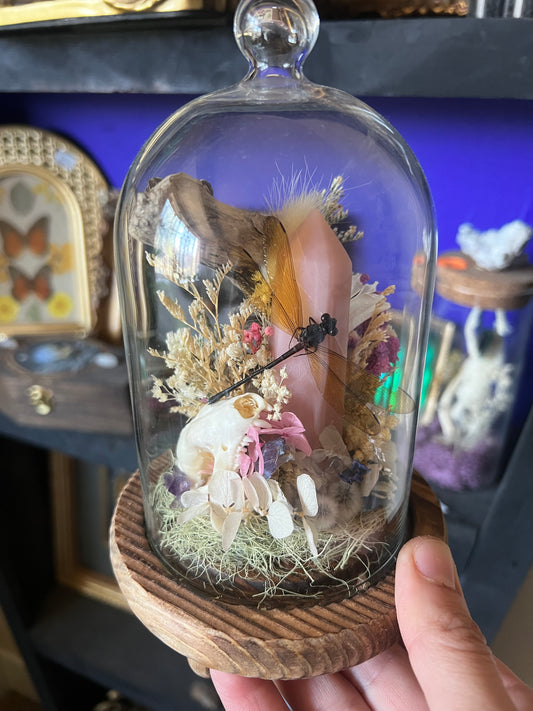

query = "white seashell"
267;500;294;539
297;473;318;517
176;393;267;485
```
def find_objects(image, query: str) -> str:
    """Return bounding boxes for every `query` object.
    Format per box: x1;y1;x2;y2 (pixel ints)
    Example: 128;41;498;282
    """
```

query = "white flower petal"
267;478;291;507
302;516;319;558
267;500;294;539
297;473;318;517
250;473;272;513
210;502;227;534
230;477;245;510
209;469;240;507
242;477;259;511
221;511;243;551
180;486;208;509
176;502;208;524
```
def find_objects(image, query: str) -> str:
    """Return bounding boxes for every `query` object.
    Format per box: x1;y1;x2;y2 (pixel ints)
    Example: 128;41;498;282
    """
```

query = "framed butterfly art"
0;126;109;337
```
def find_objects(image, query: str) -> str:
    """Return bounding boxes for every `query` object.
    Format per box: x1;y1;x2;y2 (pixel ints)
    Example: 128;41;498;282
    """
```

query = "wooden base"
110;472;445;680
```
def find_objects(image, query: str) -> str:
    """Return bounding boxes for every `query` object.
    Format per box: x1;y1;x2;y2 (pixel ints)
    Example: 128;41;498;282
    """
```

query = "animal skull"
176;393;268;486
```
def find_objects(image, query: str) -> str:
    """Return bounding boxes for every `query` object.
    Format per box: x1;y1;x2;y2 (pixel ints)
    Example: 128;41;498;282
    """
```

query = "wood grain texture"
0;342;132;435
110;471;445;680
412;250;533;310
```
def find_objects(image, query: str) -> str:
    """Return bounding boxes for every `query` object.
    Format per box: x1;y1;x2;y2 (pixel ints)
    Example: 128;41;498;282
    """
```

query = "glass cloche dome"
115;0;436;608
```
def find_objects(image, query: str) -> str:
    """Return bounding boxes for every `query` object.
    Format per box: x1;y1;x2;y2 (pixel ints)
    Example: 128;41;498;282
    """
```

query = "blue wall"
1;92;532;433
3;93;533;243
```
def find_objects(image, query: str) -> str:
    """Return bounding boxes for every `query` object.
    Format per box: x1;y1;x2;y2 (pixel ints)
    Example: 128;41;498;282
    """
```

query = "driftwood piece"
110;471;445;680
130;172;286;299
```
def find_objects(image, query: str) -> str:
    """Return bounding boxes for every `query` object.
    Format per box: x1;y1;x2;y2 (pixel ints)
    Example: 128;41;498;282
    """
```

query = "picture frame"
0;126;109;338
313;0;468;17
0;0;226;29
50;451;131;611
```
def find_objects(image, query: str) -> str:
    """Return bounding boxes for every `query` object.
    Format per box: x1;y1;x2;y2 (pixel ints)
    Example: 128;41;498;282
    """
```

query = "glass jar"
414;224;533;491
114;0;436;607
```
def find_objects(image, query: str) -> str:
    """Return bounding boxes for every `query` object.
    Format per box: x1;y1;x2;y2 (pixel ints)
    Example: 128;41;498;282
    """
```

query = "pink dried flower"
239;424;264;477
261;411;312;456
242;322;263;354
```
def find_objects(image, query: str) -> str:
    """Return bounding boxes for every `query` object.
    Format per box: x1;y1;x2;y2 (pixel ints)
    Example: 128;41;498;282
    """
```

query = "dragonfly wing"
373;374;415;415
308;349;382;437
345;358;415;415
262;215;303;334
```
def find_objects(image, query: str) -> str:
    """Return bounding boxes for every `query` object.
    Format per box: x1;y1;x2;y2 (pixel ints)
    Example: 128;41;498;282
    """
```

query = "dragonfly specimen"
208;312;339;404
146;173;413;435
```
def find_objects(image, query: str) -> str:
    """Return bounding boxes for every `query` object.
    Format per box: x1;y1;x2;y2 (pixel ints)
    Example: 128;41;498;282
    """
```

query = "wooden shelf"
0;412;137;469
0;17;532;99
31;588;211;711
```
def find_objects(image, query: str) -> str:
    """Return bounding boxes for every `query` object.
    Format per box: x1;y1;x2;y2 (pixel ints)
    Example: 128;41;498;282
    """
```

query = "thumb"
396;536;516;711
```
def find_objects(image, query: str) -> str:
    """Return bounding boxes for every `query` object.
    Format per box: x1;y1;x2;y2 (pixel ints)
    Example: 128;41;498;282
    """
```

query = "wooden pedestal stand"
110;472;445;680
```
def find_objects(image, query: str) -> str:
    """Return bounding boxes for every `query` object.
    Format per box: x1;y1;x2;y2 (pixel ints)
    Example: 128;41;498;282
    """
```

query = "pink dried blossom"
239;425;264;477
242;322;272;355
261;411;312;456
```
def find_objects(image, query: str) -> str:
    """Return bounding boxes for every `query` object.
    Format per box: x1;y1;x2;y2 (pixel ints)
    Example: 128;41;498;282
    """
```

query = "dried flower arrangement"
140;172;410;605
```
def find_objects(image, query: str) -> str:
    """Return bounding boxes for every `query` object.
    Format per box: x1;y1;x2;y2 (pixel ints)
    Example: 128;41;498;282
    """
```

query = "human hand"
211;536;533;710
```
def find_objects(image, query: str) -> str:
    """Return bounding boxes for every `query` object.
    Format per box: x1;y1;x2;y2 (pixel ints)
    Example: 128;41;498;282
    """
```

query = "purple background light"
1;92;531;434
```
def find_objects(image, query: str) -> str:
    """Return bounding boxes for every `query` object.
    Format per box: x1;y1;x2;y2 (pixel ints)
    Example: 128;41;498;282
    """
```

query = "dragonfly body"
208;314;338;405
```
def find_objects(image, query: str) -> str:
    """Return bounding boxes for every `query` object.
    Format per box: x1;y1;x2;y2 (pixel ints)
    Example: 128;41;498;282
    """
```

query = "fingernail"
412;538;456;590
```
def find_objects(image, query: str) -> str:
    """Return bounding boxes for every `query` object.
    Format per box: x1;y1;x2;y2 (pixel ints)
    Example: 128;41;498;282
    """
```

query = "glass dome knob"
234;0;319;79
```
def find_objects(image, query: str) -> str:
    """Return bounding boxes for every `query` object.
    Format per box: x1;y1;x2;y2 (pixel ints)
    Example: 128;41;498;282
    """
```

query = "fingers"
276;672;371;711
211;669;373;711
495;658;533;711
396;537;517;711
210;670;289;711
343;642;430;711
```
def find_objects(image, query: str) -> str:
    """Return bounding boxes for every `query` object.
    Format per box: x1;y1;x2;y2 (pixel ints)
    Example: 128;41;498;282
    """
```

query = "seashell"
176;393;267;486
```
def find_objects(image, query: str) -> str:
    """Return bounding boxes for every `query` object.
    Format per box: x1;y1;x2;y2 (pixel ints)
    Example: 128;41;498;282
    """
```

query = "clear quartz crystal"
115;0;436;608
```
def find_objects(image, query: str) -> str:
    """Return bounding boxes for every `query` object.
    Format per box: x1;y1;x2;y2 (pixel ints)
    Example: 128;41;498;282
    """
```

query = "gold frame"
0;126;108;338
50;451;130;611
313;0;468;17
0;0;226;28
